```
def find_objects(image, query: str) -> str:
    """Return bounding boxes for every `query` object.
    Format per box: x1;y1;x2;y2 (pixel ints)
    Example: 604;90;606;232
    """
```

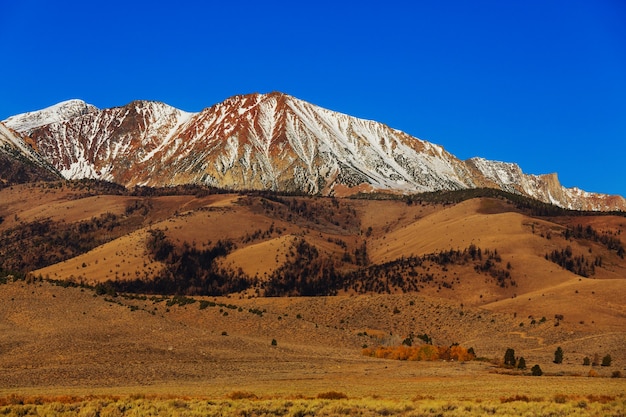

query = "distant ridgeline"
3;93;625;211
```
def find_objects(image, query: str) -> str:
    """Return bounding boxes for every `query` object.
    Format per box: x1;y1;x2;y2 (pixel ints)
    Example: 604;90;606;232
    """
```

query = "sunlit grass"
0;392;624;416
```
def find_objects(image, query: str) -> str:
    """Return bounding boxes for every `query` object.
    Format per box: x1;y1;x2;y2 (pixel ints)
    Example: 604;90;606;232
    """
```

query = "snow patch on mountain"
467;157;522;186
3;99;98;135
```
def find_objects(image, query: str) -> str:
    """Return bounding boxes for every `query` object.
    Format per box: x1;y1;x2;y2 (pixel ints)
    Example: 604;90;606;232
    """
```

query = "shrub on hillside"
531;365;543;376
317;391;348;400
227;391;258;400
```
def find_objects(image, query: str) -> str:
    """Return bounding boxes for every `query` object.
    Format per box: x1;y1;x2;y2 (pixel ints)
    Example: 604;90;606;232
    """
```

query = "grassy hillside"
0;181;624;395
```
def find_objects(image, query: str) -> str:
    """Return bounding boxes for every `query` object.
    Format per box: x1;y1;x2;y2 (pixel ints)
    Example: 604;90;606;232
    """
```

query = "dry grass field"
0;392;625;417
0;182;625;414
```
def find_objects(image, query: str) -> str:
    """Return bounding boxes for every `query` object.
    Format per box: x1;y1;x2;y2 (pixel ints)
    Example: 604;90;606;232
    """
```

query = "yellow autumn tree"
362;343;475;362
450;344;475;361
416;344;439;361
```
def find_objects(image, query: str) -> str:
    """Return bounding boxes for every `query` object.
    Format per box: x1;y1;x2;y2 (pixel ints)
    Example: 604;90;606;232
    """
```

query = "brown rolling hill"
0;181;625;393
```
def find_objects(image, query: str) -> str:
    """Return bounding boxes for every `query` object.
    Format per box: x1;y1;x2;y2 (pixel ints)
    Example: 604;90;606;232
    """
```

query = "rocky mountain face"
3;92;625;211
0;123;61;186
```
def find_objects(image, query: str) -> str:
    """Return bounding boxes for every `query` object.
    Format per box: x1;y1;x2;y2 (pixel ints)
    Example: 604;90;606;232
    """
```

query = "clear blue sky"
1;0;625;197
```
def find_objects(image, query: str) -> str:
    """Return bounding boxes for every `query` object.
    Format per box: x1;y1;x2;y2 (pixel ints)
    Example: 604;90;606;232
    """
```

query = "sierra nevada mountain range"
2;92;624;211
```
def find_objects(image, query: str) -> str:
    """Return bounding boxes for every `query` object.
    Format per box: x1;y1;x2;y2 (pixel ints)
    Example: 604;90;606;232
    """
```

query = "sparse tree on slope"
531;364;543;376
554;346;564;364
504;348;516;367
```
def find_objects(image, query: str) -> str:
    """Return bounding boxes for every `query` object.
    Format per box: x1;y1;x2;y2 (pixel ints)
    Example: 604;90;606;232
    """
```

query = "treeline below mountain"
10;179;626;217
108;229;252;296
341;245;513;294
93;231;514;297
545;246;600;278
239;194;361;234
564;224;625;258
0;213;125;273
370;188;626;218
0;154;60;188
98;234;340;297
542;224;625;278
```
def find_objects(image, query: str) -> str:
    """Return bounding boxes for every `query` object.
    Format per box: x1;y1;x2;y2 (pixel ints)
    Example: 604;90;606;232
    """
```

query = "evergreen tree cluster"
504;348;539;375
0;213;123;273
264;239;341;296
545;246;599;277
342;245;514;294
564;224;625;258
116;233;517;298
243;194;360;233
110;230;252;296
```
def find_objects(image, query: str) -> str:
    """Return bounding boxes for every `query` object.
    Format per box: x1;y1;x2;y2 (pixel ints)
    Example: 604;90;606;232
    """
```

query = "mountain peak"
3;99;98;135
215;91;291;109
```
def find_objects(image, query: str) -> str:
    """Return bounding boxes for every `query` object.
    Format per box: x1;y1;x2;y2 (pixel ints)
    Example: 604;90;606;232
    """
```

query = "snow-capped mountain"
4;99;98;136
22;100;193;181
464;157;626;211
3;92;625;211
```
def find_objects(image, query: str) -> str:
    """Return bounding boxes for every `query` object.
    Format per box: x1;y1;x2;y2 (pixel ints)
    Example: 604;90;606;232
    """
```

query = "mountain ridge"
2;92;624;211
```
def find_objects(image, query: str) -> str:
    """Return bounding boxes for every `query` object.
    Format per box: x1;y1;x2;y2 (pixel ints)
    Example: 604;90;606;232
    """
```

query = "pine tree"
504;348;516;367
554;346;564;364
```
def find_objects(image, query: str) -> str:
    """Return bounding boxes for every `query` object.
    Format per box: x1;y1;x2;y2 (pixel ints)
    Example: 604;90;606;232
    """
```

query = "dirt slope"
1;278;623;393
